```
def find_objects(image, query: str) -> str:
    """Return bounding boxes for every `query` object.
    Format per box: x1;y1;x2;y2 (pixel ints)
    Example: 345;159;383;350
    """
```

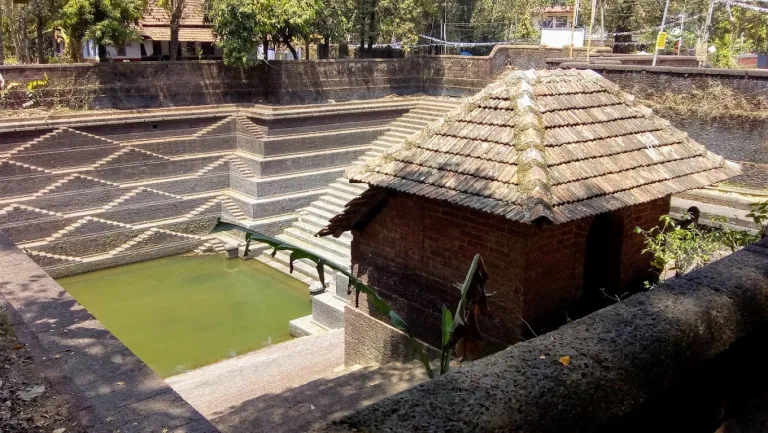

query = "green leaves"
747;201;768;230
211;219;435;378
440;306;453;375
59;0;147;61
636;212;760;281
204;0;321;66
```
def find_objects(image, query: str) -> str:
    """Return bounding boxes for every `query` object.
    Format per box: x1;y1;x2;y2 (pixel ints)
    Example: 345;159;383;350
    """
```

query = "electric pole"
652;0;671;66
569;0;581;58
586;0;598;61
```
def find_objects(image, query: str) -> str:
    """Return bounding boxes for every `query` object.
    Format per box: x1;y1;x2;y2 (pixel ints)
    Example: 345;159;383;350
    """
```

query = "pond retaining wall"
0;232;219;432
320;238;768;433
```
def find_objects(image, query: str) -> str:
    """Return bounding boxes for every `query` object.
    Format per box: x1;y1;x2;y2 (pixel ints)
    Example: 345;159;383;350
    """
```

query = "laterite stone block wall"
0;61;267;109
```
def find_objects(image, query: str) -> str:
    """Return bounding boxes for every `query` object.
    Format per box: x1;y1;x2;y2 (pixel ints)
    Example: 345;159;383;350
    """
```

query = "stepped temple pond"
57;254;310;378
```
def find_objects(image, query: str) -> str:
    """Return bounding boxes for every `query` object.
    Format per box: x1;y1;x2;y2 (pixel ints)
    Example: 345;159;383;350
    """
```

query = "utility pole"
0;1;4;65
600;1;605;42
569;0;580;58
679;9;686;55
586;0;598;61
652;0;671;66
703;0;715;44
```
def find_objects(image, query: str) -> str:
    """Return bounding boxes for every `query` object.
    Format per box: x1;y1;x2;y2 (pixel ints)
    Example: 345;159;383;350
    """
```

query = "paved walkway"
166;330;346;420
167;329;430;433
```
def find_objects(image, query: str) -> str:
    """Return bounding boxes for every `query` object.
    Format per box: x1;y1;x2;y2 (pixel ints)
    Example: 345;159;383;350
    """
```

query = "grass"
639;80;768;120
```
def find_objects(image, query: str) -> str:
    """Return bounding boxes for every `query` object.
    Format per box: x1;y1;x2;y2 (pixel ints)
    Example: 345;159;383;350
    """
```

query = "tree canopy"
59;0;147;61
204;0;321;65
2;0;768;66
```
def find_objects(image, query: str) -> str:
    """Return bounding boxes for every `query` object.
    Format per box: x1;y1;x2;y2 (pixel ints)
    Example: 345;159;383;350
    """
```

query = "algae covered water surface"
57;254;311;378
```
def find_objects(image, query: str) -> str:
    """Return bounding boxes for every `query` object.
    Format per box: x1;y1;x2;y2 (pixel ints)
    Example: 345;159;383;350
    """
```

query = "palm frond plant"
211;219;492;377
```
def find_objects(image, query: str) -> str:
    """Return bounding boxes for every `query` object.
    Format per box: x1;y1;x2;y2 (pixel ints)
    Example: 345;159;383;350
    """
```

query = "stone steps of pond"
402;112;442;122
671;197;759;232
254;248;322;285
275;232;350;269
389;125;422;135
310;291;346;330
282;227;350;261
312;198;345;214
325;186;359;203
297;211;341;230
333;177;368;191
253;98;463;337
294;221;351;248
288;314;329;337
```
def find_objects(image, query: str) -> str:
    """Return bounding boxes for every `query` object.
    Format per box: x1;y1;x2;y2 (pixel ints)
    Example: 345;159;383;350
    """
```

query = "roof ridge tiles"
509;70;555;225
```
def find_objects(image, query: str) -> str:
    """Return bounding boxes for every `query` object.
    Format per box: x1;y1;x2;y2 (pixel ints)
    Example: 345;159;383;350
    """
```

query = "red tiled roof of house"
319;69;740;235
140;0;206;26
540;5;573;13
139;0;214;42
140;26;214;42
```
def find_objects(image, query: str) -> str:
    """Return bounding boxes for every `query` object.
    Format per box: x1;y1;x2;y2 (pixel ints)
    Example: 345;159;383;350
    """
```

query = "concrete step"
313;199;344;214
253;246;327;284
671;197;758;231
389;122;423;132
294;220;351;247
330;181;367;196
289;314;329;337
386;129;413;139
376;135;403;144
326;186;360;203
276;232;350;269
409;107;453;115
402;112;441;122
311;292;346;330
284;227;350;259
419;100;463;110
319;194;349;208
676;188;761;211
297;213;353;240
301;205;337;222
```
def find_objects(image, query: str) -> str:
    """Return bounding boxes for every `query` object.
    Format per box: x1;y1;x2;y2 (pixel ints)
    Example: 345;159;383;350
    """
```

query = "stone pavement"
167;328;430;433
167;330;345;420
0;232;217;432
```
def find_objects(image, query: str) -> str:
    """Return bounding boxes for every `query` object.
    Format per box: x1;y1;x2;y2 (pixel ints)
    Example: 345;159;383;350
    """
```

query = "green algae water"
57;254;311;378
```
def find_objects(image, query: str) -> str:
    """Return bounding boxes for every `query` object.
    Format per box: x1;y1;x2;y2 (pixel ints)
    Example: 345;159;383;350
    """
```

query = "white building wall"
541;28;585;48
82;40;153;60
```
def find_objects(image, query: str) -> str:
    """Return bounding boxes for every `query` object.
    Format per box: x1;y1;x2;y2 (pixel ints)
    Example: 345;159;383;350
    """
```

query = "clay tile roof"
140;26;214;42
139;0;214;42
318;69;740;236
140;0;206;26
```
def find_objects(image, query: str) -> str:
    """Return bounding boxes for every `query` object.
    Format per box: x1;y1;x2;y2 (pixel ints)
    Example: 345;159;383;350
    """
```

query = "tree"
59;0;147;62
312;0;352;58
0;0;4;65
156;0;186;61
378;0;438;47
204;0;320;65
6;0;33;63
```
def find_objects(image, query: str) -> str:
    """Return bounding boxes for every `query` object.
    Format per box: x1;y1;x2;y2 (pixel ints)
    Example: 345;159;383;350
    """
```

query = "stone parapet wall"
560;62;768;107
322;237;768;433
0;61;266;110
0;45;710;110
0;100;415;276
0;232;220;432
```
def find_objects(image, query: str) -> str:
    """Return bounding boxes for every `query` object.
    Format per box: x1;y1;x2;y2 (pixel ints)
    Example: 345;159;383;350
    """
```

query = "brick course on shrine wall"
346;193;670;366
